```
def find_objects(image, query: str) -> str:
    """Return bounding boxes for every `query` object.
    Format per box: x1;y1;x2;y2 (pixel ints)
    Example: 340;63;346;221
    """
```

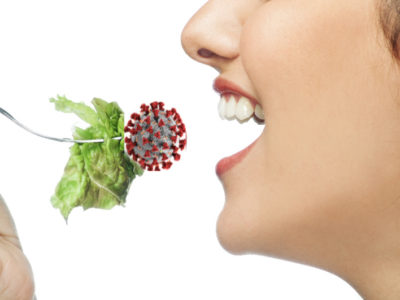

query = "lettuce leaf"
50;95;144;220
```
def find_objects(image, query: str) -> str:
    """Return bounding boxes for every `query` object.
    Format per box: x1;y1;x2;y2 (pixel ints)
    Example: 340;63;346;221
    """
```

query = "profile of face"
181;0;400;296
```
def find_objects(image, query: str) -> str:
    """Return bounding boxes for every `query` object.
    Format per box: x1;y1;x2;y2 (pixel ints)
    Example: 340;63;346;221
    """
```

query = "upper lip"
212;77;260;107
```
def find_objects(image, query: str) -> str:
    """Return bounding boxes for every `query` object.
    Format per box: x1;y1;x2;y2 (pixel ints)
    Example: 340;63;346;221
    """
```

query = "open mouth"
215;90;265;177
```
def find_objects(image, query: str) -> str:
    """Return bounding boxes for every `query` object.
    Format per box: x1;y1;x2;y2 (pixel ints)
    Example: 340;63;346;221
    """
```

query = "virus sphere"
124;101;187;171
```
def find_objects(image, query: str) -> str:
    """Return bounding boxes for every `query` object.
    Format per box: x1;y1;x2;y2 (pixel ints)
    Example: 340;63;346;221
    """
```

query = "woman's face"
181;0;400;272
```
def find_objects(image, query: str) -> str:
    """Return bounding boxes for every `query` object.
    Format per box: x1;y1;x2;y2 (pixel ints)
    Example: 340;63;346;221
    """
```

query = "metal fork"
0;107;122;143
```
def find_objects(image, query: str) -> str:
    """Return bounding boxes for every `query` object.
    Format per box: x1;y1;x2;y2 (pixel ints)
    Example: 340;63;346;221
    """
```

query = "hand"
0;195;35;300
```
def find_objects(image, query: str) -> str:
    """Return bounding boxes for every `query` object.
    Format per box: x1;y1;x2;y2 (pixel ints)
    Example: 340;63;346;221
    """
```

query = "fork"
0;107;122;143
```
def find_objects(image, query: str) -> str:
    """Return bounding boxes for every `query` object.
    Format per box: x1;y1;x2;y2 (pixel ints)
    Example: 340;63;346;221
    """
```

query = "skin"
0;195;34;300
181;0;400;299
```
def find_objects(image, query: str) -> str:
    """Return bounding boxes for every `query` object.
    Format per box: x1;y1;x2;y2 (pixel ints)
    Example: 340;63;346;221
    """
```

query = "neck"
326;210;400;300
307;192;400;300
341;258;400;300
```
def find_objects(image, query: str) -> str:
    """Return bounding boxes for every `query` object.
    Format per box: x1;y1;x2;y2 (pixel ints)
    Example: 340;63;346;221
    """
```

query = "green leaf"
50;95;144;220
49;95;99;127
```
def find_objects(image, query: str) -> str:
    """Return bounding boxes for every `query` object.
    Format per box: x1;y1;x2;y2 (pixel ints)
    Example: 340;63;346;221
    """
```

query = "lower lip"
216;138;259;177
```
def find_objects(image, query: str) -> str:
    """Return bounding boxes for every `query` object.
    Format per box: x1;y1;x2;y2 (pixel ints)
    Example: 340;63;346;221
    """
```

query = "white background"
0;1;362;299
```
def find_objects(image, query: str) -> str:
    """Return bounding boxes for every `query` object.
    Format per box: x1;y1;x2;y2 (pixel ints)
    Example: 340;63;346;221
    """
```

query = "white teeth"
254;104;265;120
218;96;226;120
225;95;236;119
218;94;264;123
235;96;254;121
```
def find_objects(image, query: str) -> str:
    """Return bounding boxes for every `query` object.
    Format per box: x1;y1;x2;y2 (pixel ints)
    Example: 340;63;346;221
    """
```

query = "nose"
181;1;241;71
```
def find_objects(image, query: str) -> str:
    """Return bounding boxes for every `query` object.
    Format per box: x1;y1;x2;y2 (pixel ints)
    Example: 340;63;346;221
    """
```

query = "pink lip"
213;77;259;107
215;137;259;178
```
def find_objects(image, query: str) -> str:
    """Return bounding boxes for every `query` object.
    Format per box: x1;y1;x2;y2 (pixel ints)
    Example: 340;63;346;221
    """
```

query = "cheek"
238;0;389;201
240;2;309;108
240;0;375;113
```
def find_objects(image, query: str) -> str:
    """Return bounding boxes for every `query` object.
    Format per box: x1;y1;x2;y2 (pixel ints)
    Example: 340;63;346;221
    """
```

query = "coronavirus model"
124;101;187;171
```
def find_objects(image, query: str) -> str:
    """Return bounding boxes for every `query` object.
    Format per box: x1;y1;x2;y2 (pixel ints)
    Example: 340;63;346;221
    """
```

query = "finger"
0;194;21;249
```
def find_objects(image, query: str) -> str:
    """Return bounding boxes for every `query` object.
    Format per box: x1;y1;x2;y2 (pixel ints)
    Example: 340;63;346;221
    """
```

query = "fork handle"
0;107;122;144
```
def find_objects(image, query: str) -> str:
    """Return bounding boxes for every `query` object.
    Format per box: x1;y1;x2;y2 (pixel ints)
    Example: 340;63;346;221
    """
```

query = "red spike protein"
124;101;187;171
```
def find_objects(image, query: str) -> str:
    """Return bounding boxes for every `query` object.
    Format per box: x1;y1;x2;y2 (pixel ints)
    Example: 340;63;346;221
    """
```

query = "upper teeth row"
218;94;265;122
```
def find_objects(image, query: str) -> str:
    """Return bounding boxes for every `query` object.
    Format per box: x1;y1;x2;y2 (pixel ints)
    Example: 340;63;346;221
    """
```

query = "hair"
378;0;400;61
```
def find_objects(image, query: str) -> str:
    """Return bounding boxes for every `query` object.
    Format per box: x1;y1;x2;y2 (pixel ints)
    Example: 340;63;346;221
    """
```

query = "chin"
216;203;258;255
